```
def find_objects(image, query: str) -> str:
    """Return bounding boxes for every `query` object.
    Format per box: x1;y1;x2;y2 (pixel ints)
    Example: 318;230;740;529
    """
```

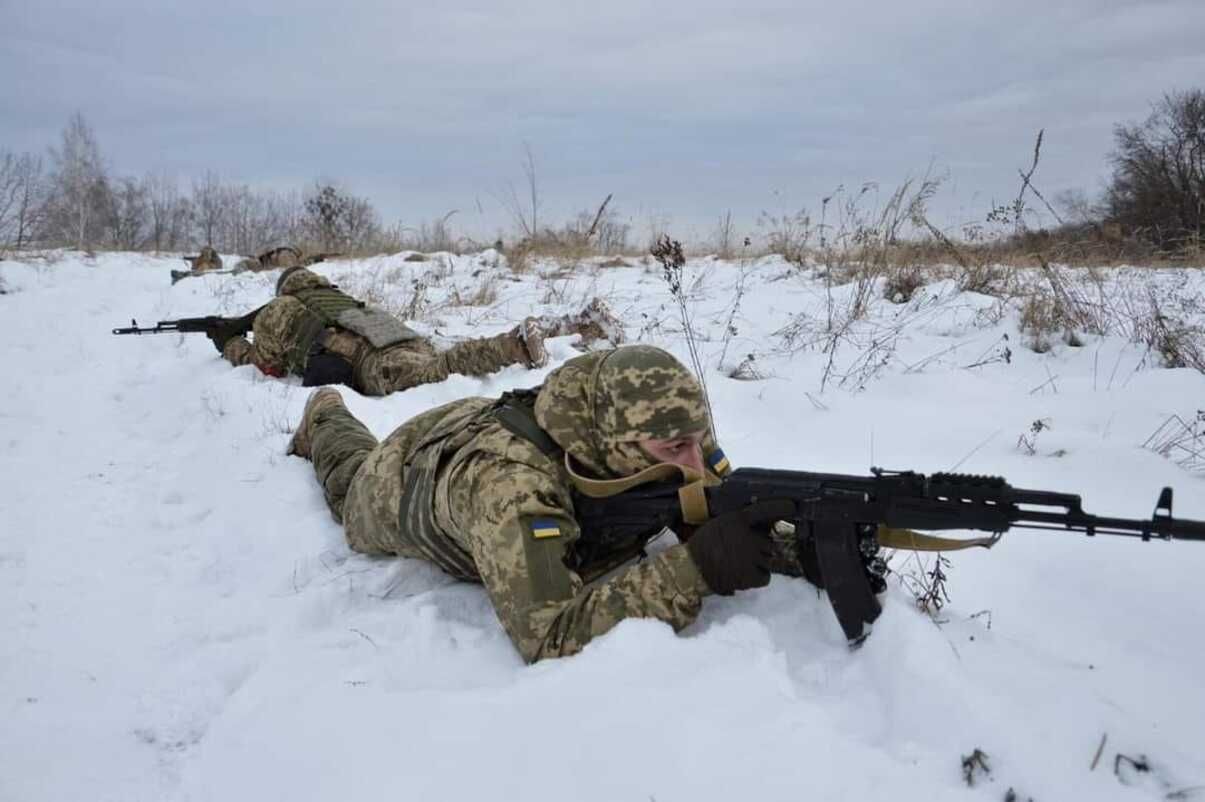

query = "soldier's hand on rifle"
205;319;244;355
686;499;795;595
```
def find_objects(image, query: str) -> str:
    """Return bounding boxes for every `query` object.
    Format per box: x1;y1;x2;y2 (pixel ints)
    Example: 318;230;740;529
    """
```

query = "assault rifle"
111;305;263;338
573;467;1205;643
170;267;247;285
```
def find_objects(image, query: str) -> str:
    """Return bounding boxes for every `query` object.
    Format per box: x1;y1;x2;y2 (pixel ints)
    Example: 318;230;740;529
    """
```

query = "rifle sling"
876;527;1000;552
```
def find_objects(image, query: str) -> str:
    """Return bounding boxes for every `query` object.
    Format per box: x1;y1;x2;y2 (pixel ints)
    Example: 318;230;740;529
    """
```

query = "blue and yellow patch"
530;517;563;539
708;449;731;476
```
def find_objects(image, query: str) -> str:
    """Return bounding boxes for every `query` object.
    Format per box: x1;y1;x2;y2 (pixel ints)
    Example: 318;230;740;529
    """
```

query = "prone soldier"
287;345;804;662
211;266;621;396
182;245;223;273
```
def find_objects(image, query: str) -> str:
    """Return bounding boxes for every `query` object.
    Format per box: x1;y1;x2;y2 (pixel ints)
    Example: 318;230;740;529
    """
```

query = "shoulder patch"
521;515;575;603
707;448;731;476
530;517;563;539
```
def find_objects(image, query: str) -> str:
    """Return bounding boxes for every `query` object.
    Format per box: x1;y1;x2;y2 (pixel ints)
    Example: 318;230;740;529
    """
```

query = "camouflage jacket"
342;347;804;662
223;268;418;378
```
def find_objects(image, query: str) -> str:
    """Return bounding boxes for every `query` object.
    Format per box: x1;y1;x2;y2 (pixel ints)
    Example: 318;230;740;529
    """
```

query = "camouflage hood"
277;266;331;296
534;346;711;478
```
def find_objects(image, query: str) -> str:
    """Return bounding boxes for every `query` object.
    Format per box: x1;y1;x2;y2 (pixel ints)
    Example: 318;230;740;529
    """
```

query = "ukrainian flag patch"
530;517;563;539
708;449;731;475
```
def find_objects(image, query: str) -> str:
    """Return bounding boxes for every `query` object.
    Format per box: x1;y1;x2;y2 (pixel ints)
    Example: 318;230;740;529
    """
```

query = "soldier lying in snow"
171;245;323;284
287;345;806;662
182;245;222;272
210;266;624;396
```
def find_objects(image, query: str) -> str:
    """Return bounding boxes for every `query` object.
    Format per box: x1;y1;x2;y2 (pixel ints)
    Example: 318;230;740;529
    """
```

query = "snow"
2;250;1203;801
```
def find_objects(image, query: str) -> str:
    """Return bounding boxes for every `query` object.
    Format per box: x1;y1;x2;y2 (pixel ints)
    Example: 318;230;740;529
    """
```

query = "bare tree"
0;151;20;245
1106;89;1205;249
144;171;188;252
303;181;381;252
191;171;226;248
594;211;630;254
106;176;149;249
714;209;735;258
10;154;45;249
43;112;110;249
222;184;261;254
1055;188;1101;226
304;181;348;251
342;195;380;251
264;189;304;248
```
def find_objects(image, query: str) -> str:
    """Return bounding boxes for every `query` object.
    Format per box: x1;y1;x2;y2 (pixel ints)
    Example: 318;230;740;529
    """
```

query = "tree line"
0;113;394;255
1103;89;1204;251
3;91;1201;257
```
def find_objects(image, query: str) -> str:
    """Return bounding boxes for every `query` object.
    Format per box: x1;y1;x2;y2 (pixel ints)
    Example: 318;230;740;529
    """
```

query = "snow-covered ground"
2;250;1203;802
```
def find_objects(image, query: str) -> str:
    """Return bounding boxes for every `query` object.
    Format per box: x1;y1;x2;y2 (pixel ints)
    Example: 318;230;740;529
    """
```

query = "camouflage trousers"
309;402;377;532
355;333;526;396
307;398;459;561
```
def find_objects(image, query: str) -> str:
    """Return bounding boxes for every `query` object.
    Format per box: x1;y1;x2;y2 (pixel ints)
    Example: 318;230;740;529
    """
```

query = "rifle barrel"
111;321;182;335
1012;509;1205;541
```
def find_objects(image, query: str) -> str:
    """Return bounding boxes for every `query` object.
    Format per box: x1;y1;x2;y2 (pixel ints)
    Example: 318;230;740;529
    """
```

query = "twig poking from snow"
717;259;750;371
961;748;991;787
1107;347;1125;390
805;392;829;411
349;628;379;650
1015;129;1065;227
961;334;1013;370
1028;374;1060;395
1114;753;1151;784
1044;363;1060;394
1143;411;1205;474
903;340;971;374
1090;732;1108;771
950;428;1004;471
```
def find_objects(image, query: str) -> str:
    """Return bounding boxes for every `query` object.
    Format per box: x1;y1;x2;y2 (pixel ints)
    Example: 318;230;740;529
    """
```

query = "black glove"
686;499;795;595
302;349;355;387
206;319;243;354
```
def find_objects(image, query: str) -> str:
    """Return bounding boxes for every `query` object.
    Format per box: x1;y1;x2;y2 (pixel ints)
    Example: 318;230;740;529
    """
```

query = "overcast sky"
4;0;1204;242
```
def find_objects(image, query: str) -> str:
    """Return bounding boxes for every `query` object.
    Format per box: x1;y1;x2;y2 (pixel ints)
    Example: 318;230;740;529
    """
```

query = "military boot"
534;299;625;350
513;316;548;368
287;387;345;458
569;298;625;346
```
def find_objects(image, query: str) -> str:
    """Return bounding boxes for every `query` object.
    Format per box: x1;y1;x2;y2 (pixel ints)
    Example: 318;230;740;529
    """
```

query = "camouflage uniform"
258;246;304;269
232;257;262;273
222;267;536;394
184;246;222;272
299;345;805;663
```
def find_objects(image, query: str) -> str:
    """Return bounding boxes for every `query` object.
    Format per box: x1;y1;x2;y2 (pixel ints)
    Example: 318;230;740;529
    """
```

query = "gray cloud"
3;0;1203;239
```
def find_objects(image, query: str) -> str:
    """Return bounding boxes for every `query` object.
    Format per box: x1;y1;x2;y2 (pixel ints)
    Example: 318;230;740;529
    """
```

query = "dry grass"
448;273;500;308
1144;411;1205;474
1008;263;1205;365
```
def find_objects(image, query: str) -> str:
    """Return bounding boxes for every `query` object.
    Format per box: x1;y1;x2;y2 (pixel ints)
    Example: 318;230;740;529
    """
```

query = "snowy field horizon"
2;250;1203;801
